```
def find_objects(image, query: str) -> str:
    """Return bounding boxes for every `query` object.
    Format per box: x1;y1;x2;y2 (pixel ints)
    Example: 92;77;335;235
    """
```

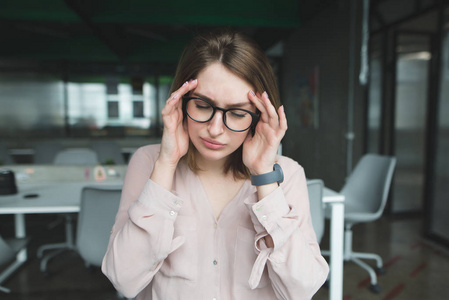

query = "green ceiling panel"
0;0;80;22
0;0;302;64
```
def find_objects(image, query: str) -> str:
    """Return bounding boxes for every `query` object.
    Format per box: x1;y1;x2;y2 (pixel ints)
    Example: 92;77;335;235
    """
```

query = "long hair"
170;29;280;179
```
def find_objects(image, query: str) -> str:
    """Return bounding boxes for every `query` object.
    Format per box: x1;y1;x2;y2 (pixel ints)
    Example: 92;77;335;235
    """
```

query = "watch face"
274;163;284;184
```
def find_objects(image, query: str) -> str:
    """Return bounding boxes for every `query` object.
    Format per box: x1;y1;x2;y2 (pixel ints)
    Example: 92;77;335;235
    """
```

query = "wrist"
150;159;178;191
250;163;284;186
249;163;276;175
155;155;180;170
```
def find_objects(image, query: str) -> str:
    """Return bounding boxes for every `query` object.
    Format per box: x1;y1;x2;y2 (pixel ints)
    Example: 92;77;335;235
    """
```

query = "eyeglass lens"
186;98;254;131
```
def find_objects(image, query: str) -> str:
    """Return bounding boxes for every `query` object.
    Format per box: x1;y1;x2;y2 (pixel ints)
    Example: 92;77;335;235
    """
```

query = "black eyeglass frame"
182;96;260;132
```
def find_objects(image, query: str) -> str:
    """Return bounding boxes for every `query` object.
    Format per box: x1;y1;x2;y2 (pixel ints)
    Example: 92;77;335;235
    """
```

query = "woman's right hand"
157;79;198;168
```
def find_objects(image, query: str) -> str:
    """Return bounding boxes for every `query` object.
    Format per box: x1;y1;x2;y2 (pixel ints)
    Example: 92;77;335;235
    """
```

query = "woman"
102;29;329;300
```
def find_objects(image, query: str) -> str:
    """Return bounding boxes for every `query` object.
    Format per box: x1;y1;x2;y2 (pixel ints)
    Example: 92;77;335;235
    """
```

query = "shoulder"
125;144;161;178
132;144;161;160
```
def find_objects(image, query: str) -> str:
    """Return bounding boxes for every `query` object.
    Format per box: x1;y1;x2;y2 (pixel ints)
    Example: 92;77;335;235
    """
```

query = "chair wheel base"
376;267;386;275
370;284;381;294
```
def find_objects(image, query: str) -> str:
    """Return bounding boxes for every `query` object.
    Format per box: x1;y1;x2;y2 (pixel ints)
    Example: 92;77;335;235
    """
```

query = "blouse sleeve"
101;147;185;298
244;159;329;300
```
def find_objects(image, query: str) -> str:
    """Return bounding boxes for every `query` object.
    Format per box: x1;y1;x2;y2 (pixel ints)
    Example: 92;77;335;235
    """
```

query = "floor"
1;215;449;300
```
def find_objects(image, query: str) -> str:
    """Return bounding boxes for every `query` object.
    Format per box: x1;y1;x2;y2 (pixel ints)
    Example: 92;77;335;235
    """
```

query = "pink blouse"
102;144;329;300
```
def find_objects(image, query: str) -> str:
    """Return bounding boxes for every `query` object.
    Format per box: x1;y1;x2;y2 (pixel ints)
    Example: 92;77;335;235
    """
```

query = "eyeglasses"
183;96;259;132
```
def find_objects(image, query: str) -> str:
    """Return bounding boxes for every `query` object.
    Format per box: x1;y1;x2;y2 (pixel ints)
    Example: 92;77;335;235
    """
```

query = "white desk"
1;166;344;300
322;187;345;300
0;165;125;286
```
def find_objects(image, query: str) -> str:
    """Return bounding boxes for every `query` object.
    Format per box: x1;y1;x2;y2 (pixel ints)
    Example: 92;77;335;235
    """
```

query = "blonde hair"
170;29;280;179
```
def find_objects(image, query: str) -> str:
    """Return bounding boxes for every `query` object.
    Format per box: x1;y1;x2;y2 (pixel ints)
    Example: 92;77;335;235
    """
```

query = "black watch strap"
250;163;284;186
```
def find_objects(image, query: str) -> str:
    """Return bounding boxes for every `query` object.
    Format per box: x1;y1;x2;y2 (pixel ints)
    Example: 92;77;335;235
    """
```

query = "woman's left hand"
242;91;288;175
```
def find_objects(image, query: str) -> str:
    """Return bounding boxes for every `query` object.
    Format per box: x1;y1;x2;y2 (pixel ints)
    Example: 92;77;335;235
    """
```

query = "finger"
261;91;279;125
164;79;198;113
168;79;198;103
248;90;269;123
278;105;288;132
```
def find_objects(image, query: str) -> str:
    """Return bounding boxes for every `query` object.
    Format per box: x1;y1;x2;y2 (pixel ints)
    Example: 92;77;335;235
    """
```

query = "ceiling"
0;0;335;74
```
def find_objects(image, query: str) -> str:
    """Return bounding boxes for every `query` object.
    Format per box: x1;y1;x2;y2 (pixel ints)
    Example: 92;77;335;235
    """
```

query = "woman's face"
187;62;256;167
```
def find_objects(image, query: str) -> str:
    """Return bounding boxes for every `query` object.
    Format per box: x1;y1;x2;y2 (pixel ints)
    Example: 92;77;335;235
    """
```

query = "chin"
196;147;230;162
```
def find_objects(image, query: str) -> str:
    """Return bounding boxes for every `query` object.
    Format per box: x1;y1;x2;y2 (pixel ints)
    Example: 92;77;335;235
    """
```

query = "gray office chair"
33;142;63;164
307;179;325;243
39;148;99;274
0;236;29;293
0;142;14;165
91;141;125;165
53;148;99;165
76;186;121;267
76;186;131;299
322;154;396;293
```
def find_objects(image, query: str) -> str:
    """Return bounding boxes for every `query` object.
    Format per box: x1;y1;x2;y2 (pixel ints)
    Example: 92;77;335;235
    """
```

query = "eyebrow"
192;92;252;108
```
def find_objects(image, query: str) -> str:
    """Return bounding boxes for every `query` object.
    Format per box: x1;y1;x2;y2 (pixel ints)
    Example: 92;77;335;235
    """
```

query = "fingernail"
182;81;188;87
263;91;269;99
192;79;197;84
250;90;256;96
280;105;284;113
172;93;178;100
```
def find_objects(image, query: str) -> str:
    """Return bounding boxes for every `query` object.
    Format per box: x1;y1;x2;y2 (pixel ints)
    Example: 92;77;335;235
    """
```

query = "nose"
207;110;225;137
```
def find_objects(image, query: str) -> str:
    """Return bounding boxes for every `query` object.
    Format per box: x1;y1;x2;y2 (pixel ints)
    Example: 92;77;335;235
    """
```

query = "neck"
196;154;228;176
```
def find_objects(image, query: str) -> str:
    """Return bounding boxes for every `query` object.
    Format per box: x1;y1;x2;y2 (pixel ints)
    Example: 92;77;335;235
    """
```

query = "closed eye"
229;110;249;118
195;104;210;109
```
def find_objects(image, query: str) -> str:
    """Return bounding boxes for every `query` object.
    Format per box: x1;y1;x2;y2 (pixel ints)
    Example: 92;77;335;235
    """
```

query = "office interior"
0;0;448;299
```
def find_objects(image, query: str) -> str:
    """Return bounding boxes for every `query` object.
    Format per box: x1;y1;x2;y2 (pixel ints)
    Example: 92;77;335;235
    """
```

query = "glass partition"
429;25;449;241
0;73;172;139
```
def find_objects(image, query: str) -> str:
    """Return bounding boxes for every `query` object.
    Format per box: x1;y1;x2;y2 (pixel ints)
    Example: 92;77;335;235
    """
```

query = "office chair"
38;148;99;274
33;142;63;164
0;236;29;293
307;179;325;243
53;148;99;165
76;186;121;267
91;141;125;165
0;142;14;165
77;186;131;299
322;154;396;293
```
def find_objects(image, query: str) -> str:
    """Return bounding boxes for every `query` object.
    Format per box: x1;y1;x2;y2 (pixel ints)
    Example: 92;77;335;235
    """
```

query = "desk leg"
0;214;27;287
329;202;344;300
14;213;27;262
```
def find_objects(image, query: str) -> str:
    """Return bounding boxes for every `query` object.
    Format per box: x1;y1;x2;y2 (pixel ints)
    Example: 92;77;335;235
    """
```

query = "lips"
201;137;225;150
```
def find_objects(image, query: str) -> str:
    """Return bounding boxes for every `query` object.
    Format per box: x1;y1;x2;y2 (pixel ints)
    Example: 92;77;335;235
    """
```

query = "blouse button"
261;215;267;221
213;260;218;265
169;210;176;216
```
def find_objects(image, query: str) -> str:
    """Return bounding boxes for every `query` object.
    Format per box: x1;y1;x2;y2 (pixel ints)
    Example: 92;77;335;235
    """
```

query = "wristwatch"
250;163;284;186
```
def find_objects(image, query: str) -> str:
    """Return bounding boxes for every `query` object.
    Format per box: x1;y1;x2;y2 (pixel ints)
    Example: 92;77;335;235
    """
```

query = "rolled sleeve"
244;187;299;253
131;179;184;222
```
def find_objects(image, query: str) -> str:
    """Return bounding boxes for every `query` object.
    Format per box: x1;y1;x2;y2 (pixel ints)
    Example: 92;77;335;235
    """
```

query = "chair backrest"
91;141;125;165
76;186;122;266
0;142;14;165
341;154;396;219
53;148;99;165
33;142;63;164
307;179;325;243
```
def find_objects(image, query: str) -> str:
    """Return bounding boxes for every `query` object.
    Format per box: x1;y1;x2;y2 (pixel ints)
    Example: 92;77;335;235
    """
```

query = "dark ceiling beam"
252;28;295;52
64;0;128;60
